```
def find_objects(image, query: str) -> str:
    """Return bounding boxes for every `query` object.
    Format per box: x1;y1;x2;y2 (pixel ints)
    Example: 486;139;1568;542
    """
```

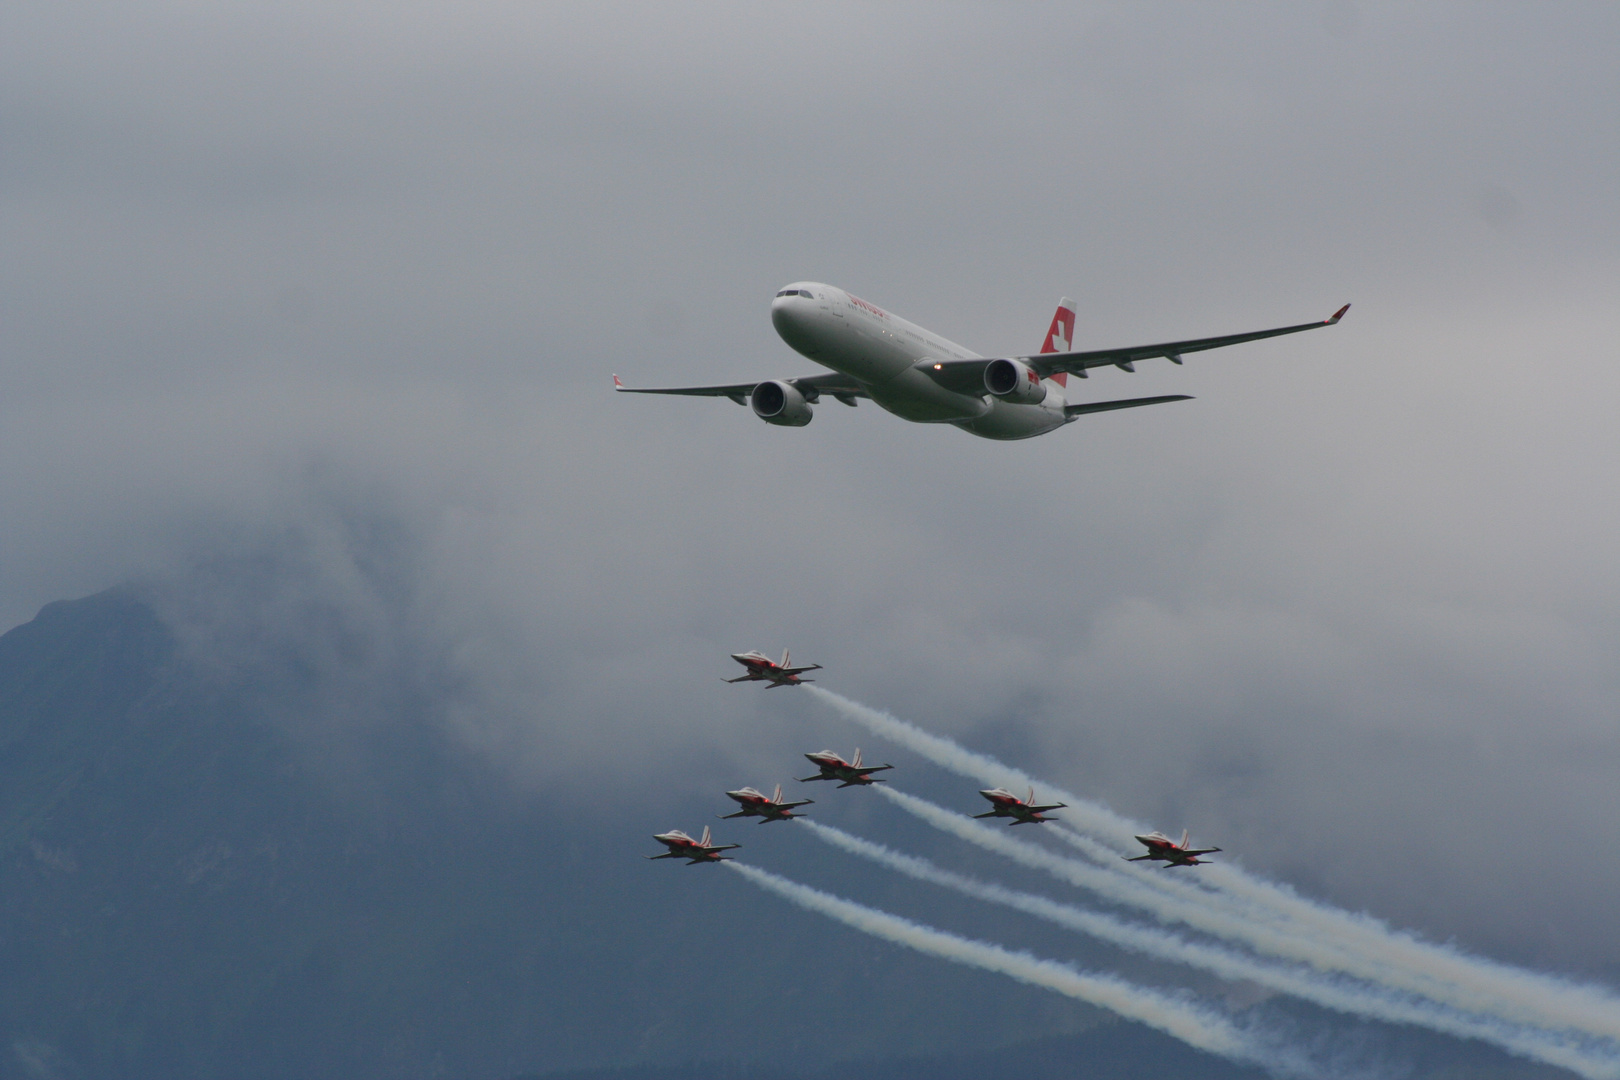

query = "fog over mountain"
1;3;1618;1077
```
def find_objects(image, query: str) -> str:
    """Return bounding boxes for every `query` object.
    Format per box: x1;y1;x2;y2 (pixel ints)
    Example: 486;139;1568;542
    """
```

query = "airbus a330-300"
615;284;1348;441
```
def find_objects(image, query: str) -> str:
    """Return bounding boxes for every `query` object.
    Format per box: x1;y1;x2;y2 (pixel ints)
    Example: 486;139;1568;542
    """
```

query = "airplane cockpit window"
775;288;800;297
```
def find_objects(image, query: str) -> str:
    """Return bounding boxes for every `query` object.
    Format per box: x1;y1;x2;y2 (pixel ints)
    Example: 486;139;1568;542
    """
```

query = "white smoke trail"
808;686;1620;1047
880;783;1620;1067
878;789;1523;1024
800;818;1620;1079
721;861;1307;1076
802;684;1138;846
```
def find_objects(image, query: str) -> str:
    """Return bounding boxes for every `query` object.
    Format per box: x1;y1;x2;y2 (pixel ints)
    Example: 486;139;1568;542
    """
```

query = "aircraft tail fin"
772;784;784;803
1040;298;1077;387
852;748;862;768
1179;829;1190;849
700;826;713;847
781;649;790;669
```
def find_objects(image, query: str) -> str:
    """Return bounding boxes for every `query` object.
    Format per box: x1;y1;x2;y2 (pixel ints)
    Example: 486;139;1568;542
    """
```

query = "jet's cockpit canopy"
776;287;814;298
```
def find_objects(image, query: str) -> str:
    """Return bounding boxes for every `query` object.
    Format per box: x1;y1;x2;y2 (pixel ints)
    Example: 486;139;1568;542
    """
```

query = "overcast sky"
4;0;1620;1063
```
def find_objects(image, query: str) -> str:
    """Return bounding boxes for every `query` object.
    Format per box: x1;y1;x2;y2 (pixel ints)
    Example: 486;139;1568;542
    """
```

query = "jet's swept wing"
923;305;1350;391
1032;304;1350;378
613;372;869;407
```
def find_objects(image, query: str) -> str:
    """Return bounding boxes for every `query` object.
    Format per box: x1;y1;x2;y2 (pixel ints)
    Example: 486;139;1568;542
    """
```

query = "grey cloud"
2;0;1619;1037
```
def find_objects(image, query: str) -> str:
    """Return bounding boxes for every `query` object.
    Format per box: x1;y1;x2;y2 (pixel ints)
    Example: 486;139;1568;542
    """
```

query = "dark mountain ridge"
0;589;1577;1080
0;589;1105;1079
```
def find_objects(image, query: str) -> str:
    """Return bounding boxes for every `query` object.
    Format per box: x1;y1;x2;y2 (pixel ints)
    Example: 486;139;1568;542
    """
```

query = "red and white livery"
647;826;741;864
797;749;893;788
725;649;821;688
721;784;813;824
1128;830;1222;868
973;787;1067;826
616;284;1348;441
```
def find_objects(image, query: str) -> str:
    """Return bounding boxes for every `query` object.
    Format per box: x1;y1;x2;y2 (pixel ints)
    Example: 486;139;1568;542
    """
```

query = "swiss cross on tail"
1040;299;1078;387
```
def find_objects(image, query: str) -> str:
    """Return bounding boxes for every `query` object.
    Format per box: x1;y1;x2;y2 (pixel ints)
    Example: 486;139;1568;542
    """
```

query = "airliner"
614;283;1348;441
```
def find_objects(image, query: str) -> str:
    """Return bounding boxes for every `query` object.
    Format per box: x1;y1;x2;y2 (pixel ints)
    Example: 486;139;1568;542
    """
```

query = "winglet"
612;374;624;389
1326;304;1350;325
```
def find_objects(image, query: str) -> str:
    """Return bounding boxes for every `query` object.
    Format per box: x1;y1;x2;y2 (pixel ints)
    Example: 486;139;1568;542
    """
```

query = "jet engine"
983;358;1047;404
750;380;813;427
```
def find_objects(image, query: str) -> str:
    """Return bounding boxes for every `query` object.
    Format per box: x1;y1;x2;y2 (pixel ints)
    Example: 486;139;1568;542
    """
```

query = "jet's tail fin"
781;649;790;669
700;826;713;847
852;748;862;768
1179;829;1190;850
1040;298;1078;387
772;784;784;803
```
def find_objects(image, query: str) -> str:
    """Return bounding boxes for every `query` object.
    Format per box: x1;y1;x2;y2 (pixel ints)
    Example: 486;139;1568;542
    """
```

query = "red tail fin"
1040;299;1077;387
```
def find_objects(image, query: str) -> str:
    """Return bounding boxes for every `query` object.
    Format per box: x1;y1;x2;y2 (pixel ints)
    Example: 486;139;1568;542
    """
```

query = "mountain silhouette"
0;589;1576;1080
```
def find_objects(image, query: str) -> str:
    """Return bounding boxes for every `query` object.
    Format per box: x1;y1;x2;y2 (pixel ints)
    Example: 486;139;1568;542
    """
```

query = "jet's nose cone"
770;295;804;331
771;287;823;355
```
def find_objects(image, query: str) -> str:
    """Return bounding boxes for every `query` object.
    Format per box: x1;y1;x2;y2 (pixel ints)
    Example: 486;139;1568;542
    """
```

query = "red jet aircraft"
1128;830;1222;867
797;748;893;787
647;826;740;864
721;784;813;823
973;787;1067;826
725;649;822;687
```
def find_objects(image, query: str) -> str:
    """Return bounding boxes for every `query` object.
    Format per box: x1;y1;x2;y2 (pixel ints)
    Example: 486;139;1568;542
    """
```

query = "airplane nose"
772;296;820;355
770;295;800;328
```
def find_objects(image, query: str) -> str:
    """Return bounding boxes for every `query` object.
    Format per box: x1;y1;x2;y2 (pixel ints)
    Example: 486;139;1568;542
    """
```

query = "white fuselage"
771;282;1070;441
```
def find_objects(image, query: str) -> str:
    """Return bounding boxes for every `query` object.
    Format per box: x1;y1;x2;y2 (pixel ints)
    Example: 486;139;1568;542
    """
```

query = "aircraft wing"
921;305;1348;390
1032;305;1349;378
613;373;869;406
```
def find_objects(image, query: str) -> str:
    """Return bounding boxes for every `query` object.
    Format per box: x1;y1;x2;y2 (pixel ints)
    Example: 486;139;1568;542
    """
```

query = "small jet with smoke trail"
725;649;822;687
974;787;1067;825
721;784;813;823
1129;830;1222;868
798;749;893;787
647;826;741;864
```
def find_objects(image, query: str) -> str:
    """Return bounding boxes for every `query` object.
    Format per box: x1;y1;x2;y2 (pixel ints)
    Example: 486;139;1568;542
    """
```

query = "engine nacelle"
983;358;1047;405
750;380;814;427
